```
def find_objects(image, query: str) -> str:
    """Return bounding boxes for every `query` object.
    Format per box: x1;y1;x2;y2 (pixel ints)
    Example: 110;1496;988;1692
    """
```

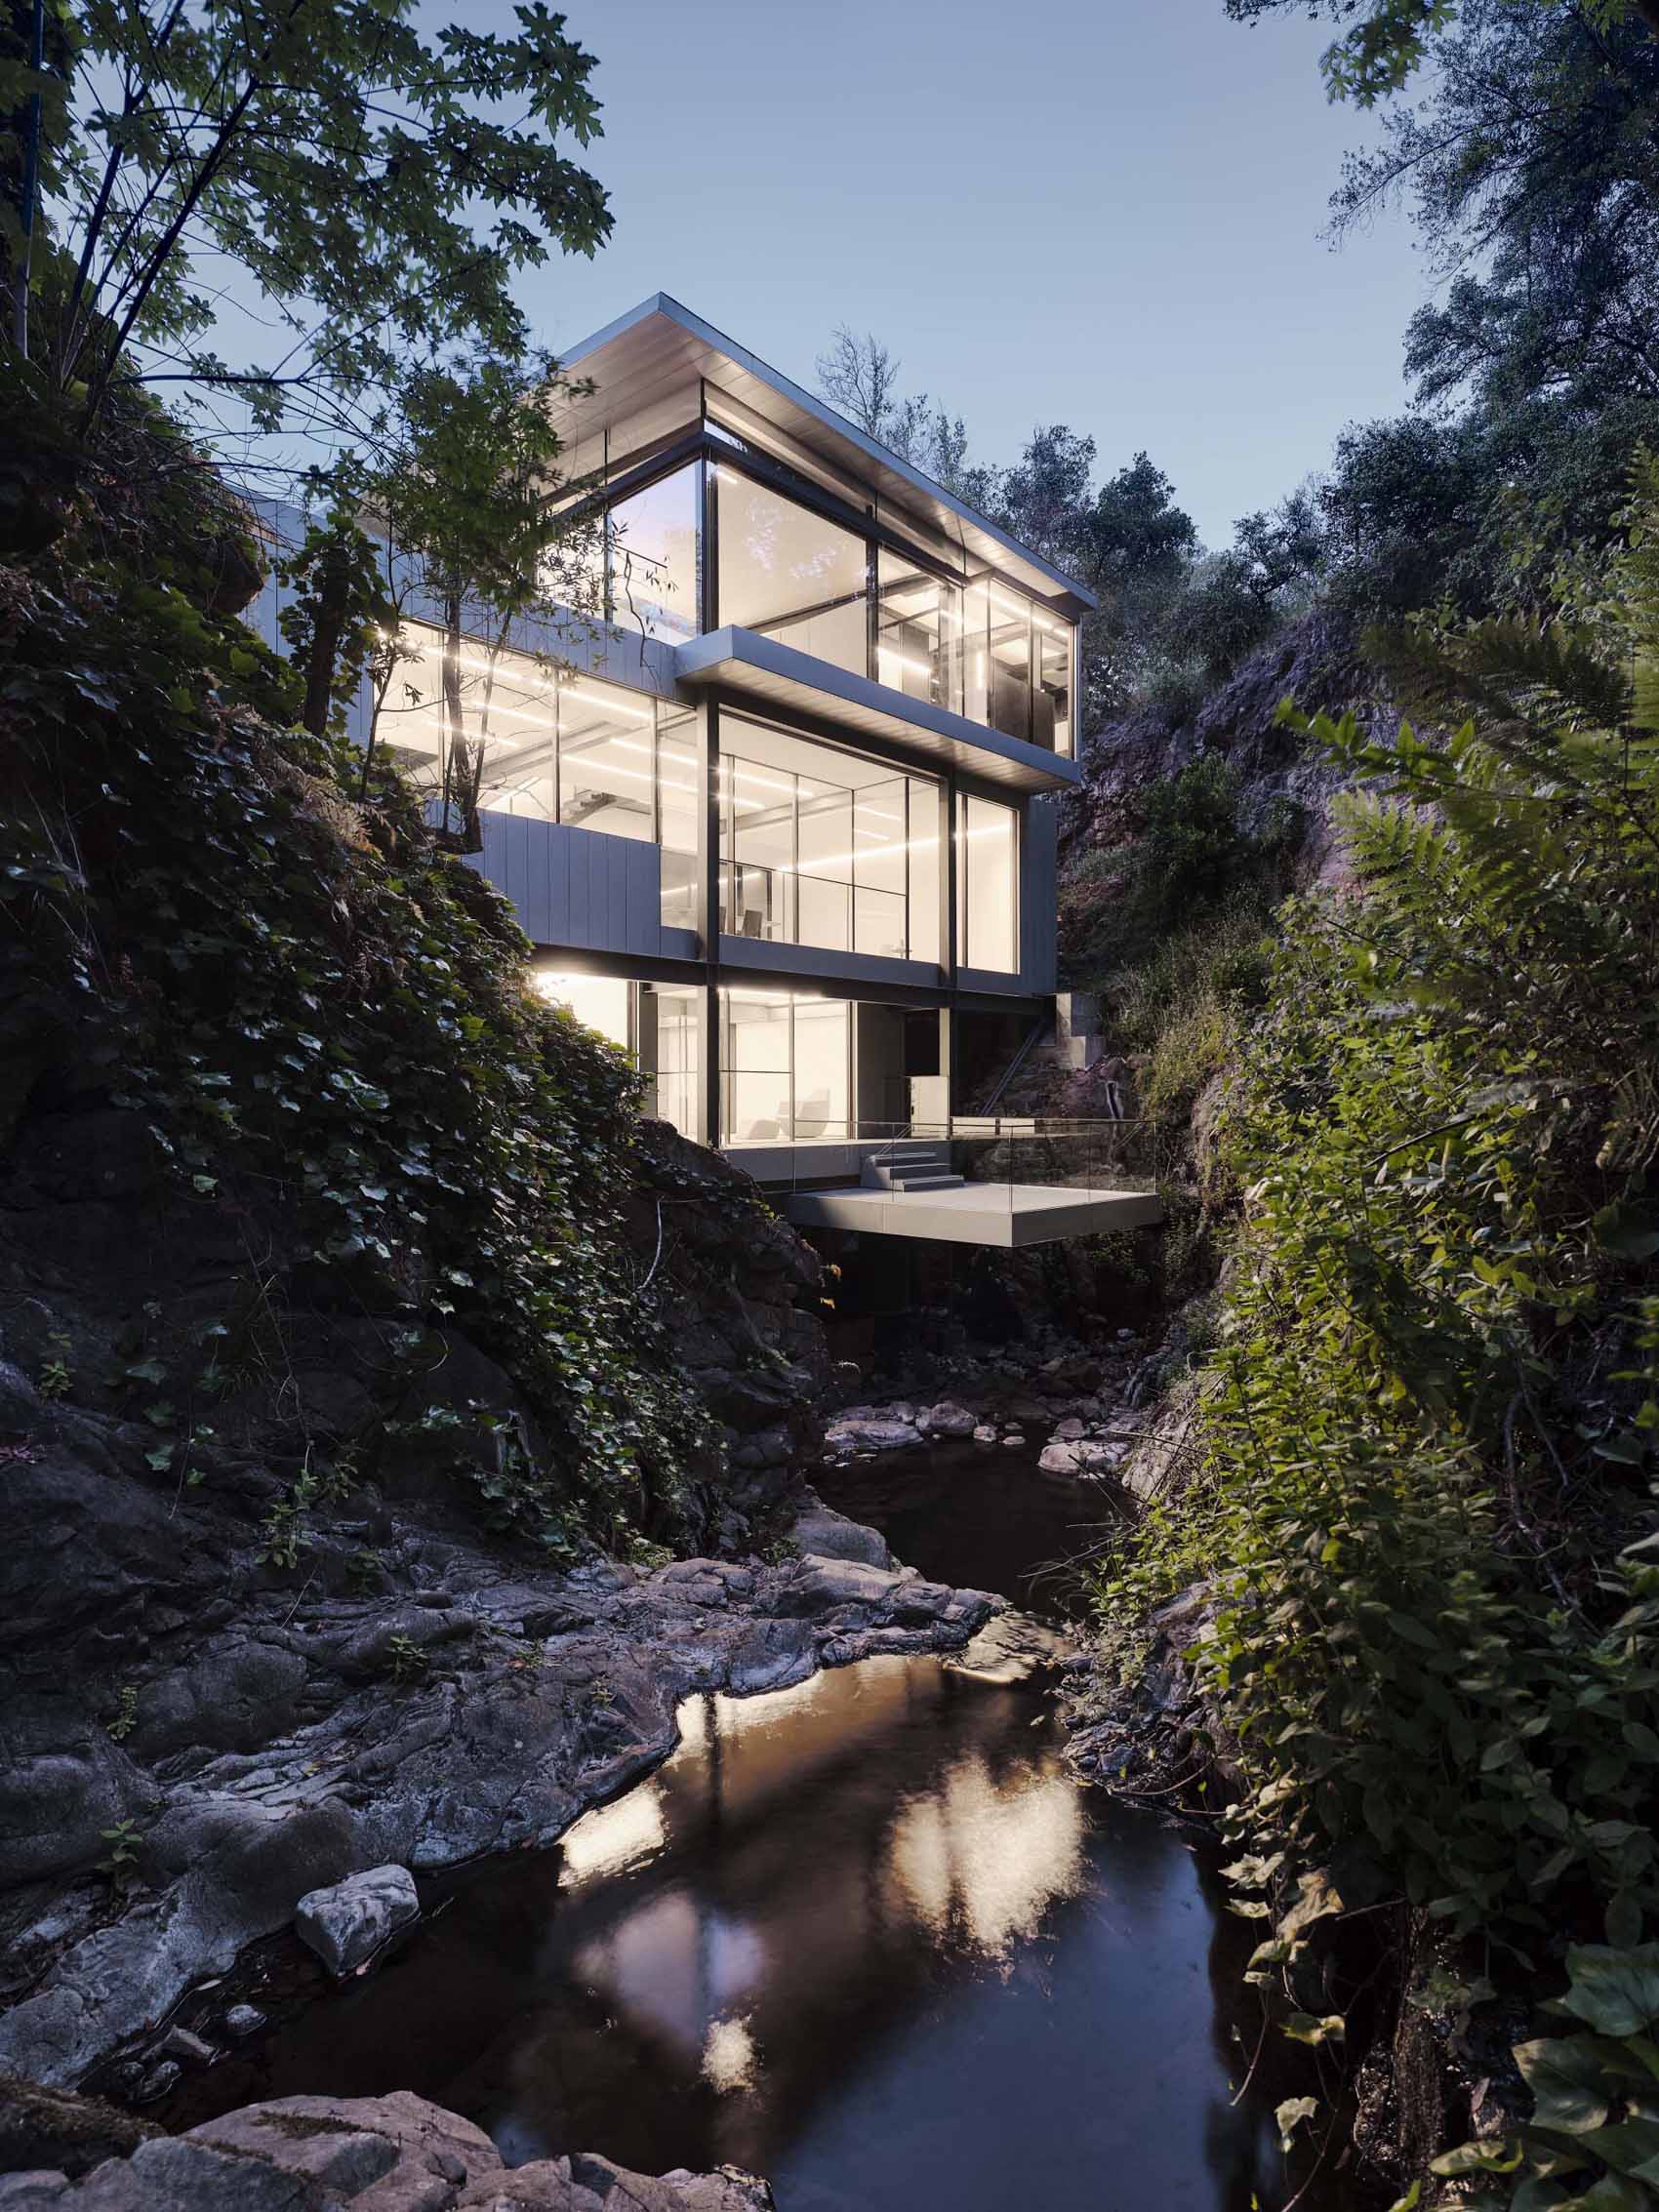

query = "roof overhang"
675;627;1081;795
551;295;1098;618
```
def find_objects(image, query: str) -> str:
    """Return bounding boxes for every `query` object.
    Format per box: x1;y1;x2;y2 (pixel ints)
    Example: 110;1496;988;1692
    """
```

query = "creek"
158;1437;1339;2210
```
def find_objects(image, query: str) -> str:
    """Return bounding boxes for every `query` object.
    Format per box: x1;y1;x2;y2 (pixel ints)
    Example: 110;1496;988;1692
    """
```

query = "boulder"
0;2087;774;2208
919;1401;976;1436
788;1500;890;1569
822;1416;919;1454
294;1865;419;1976
1038;1439;1120;1476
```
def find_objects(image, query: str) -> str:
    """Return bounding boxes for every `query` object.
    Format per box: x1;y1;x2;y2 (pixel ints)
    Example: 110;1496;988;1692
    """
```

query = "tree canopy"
0;0;611;443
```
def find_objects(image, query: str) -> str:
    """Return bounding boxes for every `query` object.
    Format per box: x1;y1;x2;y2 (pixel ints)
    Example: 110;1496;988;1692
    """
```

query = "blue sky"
512;0;1436;547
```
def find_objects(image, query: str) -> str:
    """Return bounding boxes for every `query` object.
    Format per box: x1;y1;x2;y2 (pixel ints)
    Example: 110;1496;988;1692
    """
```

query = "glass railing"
755;1117;1163;1208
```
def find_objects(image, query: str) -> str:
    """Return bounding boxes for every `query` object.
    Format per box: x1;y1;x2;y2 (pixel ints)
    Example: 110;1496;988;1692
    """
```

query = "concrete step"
889;1172;966;1191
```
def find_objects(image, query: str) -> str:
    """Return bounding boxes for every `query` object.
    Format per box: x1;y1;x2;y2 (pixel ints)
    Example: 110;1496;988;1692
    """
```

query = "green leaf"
1515;2036;1615;2133
1430;2136;1524;2177
1560;1948;1659;2038
1282;2011;1346;2045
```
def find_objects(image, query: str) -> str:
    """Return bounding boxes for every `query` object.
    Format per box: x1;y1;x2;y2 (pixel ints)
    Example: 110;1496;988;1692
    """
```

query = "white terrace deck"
778;1181;1163;1248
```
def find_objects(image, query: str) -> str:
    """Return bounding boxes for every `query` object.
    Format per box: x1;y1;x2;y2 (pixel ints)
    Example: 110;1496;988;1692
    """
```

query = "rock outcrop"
0;2084;772;2209
0;1348;994;2092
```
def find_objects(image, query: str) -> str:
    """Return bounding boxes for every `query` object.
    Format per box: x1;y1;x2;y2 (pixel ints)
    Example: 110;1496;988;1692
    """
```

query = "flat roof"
551;295;1099;619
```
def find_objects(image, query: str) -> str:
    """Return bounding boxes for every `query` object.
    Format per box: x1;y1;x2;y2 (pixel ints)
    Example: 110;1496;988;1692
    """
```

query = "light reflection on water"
169;1652;1328;2209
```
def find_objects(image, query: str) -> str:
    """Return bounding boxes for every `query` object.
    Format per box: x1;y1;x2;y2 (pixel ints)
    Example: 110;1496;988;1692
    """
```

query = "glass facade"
957;793;1019;974
714;466;869;673
383;625;696;931
720;715;939;964
720;991;852;1144
605;462;700;642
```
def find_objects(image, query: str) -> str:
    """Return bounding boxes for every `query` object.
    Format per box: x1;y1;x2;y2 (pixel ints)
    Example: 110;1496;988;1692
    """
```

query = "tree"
1224;0;1659;105
815;323;979;494
365;346;599;848
0;0;611;443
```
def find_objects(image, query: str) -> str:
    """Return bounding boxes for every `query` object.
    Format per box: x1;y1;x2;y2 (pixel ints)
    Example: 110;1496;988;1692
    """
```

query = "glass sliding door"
718;990;852;1144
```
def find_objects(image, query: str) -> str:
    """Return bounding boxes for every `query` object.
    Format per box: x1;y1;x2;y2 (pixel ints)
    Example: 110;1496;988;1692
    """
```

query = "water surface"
159;1441;1343;2209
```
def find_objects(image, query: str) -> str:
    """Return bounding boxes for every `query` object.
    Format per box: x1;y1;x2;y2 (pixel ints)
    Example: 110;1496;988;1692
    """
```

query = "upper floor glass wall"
606;463;700;642
721;714;940;966
713;467;868;674
568;449;1075;752
382;623;695;929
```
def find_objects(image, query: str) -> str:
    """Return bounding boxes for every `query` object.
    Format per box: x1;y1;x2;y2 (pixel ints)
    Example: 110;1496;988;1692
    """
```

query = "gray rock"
129;1645;306;1762
822;1416;919;1454
788;1501;890;1569
0;2086;772;2208
221;2006;265;2040
294;1864;419;1975
0;1719;157;1887
920;1400;976;1436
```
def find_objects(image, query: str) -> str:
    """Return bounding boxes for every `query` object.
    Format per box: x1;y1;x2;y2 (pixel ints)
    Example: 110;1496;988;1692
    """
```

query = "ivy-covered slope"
0;388;822;1563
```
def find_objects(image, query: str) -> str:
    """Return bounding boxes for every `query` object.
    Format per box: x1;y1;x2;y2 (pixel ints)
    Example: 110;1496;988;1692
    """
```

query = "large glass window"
533;971;632;1051
715;468;868;673
1036;613;1073;756
719;991;851;1144
555;680;658;840
606;463;700;642
380;626;559;817
384;625;692;930
656;706;700;932
876;548;962;713
957;794;1019;974
720;715;939;964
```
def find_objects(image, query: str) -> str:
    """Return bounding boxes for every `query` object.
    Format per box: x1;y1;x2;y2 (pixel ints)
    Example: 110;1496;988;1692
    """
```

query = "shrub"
1092;461;1659;2175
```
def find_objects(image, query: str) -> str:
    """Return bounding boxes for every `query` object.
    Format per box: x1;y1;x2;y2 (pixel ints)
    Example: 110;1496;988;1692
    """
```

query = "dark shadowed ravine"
156;1439;1343;2211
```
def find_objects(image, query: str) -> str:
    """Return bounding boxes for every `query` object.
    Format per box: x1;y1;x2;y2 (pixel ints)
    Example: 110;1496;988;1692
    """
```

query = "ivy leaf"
1559;1948;1659;2038
1515;2036;1615;2133
1283;2011;1346;2045
1430;2136;1524;2177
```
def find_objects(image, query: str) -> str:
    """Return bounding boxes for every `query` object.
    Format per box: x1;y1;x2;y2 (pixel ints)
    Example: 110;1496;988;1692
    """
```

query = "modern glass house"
253;298;1158;1240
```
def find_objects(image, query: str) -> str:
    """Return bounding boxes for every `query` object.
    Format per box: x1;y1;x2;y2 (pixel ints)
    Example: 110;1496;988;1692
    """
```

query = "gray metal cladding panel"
470;813;667;957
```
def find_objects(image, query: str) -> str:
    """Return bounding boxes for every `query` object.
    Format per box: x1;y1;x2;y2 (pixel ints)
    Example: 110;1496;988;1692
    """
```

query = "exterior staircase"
860;1147;965;1193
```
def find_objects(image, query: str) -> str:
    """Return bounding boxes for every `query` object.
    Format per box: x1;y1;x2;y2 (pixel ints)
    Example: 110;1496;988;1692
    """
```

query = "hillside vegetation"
1;386;748;1560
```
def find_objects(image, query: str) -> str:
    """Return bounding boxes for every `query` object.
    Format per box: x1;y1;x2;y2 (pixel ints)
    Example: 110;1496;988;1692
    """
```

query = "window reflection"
876;548;962;713
607;463;700;642
715;468;868;674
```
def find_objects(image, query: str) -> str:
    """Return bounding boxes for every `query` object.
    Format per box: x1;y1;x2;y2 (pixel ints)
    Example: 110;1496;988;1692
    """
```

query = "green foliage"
2;391;712;1556
1435;1944;1659;2207
105;1684;139;1742
278;503;390;741
4;0;611;440
96;1819;141;1890
1092;471;1659;2173
384;1633;427;1684
1064;760;1298;1121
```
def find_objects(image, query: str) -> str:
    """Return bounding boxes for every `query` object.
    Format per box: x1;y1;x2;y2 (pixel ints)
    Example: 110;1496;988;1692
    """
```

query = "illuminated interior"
721;714;939;964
